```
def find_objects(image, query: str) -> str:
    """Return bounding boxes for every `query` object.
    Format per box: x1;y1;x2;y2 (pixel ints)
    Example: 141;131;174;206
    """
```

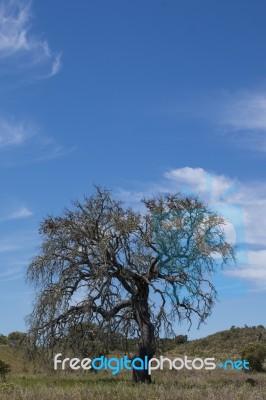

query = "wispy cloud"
225;250;266;289
0;229;38;287
0;229;38;286
160;89;266;152
217;92;266;132
5;205;33;220
0;0;62;78
49;53;62;78
0;266;24;281
0;199;33;222
0;231;35;253
212;91;266;152
0;243;21;253
0;117;34;149
0;116;74;166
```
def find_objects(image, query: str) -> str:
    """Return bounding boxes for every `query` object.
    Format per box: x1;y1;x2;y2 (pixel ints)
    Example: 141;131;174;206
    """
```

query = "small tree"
0;360;11;380
8;332;27;348
175;334;188;345
26;187;235;382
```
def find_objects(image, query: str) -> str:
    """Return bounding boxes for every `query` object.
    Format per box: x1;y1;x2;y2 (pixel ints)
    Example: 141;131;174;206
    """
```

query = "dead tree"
26;186;235;382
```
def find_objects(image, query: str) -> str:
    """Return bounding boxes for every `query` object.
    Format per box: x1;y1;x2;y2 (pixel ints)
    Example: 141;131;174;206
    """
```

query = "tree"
8;332;27;348
175;335;188;345
26;187;235;382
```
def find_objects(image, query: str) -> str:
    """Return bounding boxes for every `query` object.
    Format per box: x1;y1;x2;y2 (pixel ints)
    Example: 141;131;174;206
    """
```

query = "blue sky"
1;0;266;339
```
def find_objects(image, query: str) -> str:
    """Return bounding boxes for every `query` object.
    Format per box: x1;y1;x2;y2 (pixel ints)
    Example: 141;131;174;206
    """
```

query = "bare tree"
26;186;235;382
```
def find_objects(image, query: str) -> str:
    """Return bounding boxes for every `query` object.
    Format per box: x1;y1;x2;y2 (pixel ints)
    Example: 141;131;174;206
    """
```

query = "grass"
0;325;266;399
0;368;266;400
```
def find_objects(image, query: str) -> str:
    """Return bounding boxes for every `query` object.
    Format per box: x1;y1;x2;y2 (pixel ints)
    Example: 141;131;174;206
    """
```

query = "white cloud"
118;167;238;207
0;0;62;78
164;167;234;201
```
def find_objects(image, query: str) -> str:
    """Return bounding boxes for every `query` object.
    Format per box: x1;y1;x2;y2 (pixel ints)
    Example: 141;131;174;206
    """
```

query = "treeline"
0;332;27;348
0;329;188;353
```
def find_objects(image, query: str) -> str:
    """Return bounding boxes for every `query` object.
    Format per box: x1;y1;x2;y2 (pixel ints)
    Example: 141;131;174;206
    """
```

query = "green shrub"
0;360;11;380
7;331;27;348
0;335;8;345
241;343;266;372
175;335;188;345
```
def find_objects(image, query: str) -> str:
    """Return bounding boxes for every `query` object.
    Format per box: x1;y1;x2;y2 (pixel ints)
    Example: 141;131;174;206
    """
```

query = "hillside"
168;325;266;359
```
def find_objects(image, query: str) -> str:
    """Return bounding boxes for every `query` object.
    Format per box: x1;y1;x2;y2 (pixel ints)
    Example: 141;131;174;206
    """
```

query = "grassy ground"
1;326;266;399
0;368;266;400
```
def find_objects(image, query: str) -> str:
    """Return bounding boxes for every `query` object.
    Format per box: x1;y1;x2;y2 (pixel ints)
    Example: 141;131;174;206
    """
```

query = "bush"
175;335;188;345
7;331;27;348
0;360;11;380
0;335;8;345
241;343;266;372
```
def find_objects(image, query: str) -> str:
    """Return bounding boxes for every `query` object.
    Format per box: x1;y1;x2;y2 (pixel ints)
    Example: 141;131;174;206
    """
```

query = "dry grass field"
0;368;266;400
1;326;266;400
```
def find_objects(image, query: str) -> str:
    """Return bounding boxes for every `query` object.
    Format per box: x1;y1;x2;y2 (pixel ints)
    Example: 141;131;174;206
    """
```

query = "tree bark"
132;280;155;383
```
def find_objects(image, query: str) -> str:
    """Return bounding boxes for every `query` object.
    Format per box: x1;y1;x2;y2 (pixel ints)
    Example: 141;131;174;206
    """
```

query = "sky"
0;0;266;339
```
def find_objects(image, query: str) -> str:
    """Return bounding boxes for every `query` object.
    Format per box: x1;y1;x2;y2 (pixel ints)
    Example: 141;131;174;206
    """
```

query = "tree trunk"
132;280;155;383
